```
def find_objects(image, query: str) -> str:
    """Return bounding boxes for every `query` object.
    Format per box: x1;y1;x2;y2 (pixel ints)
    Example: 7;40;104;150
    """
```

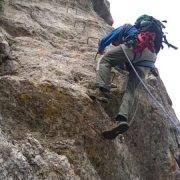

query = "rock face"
0;0;179;179
91;0;114;25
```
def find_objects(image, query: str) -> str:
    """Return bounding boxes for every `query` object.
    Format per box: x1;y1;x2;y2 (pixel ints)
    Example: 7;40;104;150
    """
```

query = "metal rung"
67;6;78;14
66;0;77;13
87;37;100;45
74;20;87;30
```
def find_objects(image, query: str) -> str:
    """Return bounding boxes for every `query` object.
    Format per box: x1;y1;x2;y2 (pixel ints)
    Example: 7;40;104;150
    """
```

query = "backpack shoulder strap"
163;35;178;50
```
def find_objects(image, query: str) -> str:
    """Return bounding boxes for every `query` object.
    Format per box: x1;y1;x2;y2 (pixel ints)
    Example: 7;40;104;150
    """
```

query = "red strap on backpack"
133;32;156;54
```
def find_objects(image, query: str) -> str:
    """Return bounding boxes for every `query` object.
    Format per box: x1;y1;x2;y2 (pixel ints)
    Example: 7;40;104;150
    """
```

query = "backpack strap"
163;35;178;50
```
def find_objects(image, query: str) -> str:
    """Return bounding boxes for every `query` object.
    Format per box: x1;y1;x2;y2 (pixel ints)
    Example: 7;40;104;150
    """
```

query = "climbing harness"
133;60;155;69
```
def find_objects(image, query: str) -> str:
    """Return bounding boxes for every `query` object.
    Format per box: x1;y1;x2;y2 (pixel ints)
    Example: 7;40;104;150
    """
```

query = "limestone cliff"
0;0;180;179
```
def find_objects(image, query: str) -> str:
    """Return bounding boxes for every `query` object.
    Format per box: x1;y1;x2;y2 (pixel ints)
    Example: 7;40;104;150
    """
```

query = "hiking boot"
88;87;110;103
102;115;129;140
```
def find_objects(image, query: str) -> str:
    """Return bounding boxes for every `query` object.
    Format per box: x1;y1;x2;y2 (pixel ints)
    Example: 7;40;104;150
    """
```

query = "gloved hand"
112;40;121;46
98;50;105;55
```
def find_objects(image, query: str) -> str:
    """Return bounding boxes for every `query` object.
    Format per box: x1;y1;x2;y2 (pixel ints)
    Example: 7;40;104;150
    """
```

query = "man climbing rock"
90;15;177;140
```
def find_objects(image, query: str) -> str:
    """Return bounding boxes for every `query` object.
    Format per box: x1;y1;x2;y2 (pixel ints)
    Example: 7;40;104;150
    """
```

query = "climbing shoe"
116;114;128;122
102;115;129;140
88;87;110;103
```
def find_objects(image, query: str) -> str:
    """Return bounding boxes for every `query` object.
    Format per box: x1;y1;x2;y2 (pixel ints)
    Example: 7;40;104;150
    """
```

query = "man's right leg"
102;73;136;139
89;46;128;103
96;46;128;92
102;69;144;139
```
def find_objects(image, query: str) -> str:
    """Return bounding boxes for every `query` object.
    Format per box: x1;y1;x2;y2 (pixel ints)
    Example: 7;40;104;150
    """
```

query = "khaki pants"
96;45;156;119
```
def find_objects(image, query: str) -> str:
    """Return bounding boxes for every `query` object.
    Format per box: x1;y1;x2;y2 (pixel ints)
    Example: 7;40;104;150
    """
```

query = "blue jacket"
98;24;138;53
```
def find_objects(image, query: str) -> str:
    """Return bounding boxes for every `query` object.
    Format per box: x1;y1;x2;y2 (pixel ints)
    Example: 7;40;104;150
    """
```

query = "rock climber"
90;15;177;140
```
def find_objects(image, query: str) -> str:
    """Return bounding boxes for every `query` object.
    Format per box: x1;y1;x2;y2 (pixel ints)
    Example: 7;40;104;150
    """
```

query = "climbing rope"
121;45;180;132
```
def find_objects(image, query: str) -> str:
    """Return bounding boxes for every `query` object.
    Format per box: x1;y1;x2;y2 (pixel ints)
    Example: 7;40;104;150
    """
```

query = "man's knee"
98;54;111;67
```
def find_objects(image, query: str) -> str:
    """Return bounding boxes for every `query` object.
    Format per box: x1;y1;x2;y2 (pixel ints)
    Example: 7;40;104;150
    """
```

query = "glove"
112;40;121;46
98;50;105;55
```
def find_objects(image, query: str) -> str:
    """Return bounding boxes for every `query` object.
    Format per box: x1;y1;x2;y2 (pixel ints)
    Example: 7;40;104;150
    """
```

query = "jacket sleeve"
98;25;126;53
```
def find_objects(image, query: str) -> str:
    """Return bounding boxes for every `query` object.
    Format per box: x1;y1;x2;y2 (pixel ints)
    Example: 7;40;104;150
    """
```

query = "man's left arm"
98;26;124;54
